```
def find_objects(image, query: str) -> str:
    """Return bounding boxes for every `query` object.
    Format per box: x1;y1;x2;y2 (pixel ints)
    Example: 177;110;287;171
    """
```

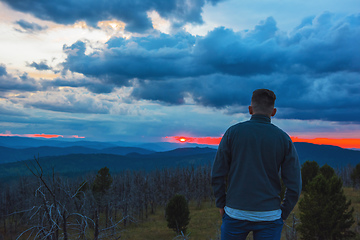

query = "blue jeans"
221;212;283;240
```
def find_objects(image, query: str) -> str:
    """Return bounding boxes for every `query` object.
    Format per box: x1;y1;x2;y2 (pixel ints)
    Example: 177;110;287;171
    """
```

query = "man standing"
212;89;302;240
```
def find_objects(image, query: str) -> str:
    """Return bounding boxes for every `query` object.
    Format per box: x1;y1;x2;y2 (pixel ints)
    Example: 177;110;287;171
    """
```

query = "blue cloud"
57;13;360;123
3;0;224;33
3;13;360;123
0;64;7;76
63;32;200;83
15;19;48;33
0;65;41;92
45;78;116;94
63;13;359;80
27;60;52;71
24;101;111;114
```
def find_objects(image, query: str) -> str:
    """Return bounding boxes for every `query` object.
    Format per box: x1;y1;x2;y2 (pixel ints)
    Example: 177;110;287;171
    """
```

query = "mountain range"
0;136;359;180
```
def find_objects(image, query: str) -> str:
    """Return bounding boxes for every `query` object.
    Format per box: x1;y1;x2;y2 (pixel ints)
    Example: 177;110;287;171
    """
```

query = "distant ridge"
0;136;215;151
0;145;154;164
1;136;360;180
294;142;360;168
0;151;216;179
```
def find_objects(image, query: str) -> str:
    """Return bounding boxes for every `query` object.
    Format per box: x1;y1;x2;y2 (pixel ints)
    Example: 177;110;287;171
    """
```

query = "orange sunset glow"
165;136;360;149
290;137;360;149
0;132;85;139
165;136;221;145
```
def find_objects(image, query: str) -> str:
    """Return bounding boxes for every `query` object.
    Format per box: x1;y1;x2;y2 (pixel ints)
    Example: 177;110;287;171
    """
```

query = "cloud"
2;12;359;125
0;131;85;138
14;19;48;33
0;65;41;92
59;12;360;123
63;13;359;81
0;100;28;117
2;0;225;33
0;64;7;76
21;90;113;114
27;60;52;71
47;78;116;94
62;32;200;84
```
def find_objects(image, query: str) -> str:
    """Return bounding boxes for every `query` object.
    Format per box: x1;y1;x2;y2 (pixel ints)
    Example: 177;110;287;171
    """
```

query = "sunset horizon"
0;0;359;149
165;135;360;150
1;131;360;150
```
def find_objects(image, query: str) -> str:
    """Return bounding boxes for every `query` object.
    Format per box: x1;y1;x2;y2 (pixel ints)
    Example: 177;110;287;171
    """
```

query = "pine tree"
298;172;355;239
91;167;113;240
92;167;113;196
165;194;190;234
319;164;336;180
301;160;319;192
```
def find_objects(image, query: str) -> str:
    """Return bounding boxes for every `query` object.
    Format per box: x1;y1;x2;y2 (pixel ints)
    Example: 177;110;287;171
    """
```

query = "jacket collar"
250;114;271;123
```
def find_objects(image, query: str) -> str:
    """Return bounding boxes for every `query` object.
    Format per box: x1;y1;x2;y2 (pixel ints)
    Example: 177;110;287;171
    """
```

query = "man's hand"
219;207;225;217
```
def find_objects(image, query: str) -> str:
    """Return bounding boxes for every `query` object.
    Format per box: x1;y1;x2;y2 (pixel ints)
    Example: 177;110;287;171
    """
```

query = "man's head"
249;89;277;117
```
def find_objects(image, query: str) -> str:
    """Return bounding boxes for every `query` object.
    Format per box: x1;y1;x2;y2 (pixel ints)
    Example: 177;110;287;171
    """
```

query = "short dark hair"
251;89;276;115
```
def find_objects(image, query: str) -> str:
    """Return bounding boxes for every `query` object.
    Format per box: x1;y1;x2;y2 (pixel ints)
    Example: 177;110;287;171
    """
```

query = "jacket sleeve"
211;130;231;208
280;140;302;220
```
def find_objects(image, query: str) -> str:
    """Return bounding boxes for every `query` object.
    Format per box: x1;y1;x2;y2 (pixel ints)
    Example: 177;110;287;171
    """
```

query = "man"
211;89;302;240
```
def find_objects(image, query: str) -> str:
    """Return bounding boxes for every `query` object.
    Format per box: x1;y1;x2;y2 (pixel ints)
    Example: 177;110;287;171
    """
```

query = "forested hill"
0;145;155;164
0;151;216;179
294;142;360;167
0;142;359;180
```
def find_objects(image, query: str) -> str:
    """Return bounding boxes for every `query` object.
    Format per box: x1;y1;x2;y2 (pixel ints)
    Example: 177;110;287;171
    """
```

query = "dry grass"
344;187;360;230
1;189;358;240
119;188;360;240
120;202;222;240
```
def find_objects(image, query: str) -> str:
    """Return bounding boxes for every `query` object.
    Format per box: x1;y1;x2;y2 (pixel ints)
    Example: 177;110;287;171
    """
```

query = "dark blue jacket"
211;115;302;220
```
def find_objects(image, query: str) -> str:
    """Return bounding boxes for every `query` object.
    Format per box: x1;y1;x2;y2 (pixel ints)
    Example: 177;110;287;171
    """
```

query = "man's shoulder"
227;120;251;131
271;124;291;139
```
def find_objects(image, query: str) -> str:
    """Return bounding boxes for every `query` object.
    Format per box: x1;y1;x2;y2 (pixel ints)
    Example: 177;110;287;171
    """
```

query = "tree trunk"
105;204;108;228
62;210;68;240
94;209;99;240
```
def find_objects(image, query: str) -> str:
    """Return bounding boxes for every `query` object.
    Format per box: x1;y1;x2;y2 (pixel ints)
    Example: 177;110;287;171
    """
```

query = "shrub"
319;163;336;180
165;194;190;234
301;160;319;192
298;174;355;239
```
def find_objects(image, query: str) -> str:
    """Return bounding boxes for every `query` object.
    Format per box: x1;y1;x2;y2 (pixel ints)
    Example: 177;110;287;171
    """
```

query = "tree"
319;164;336;180
92;167;113;196
301;160;320;192
298;173;355;239
165;194;190;234
91;167;113;239
350;163;360;189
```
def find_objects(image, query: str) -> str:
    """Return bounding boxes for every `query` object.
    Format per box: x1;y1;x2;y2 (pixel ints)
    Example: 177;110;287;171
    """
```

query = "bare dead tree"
2;158;215;239
284;213;299;240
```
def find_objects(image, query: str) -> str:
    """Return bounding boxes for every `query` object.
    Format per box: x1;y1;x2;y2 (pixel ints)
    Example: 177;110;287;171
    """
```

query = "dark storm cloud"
2;0;224;33
0;65;41;92
62;32;205;85
60;12;360;122
63;13;360;83
3;12;359;123
27;60;52;71
14;19;48;33
24;101;110;114
0;64;7;76
45;78;116;94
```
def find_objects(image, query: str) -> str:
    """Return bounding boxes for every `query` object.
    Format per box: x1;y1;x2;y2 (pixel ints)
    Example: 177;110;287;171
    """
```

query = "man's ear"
249;106;253;115
271;108;277;117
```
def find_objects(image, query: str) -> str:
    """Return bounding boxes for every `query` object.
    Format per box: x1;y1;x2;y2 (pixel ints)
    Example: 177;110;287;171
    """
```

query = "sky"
0;0;359;148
